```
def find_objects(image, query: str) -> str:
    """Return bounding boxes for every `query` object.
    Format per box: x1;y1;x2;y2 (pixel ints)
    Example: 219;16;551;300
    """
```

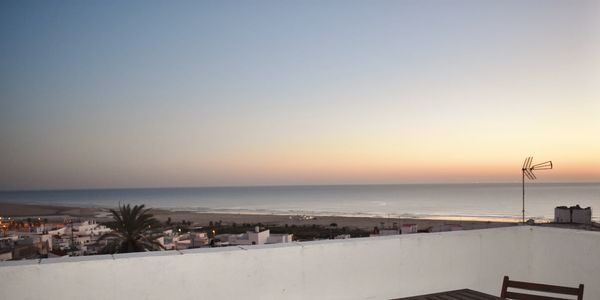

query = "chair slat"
500;276;584;300
504;291;571;300
507;280;582;295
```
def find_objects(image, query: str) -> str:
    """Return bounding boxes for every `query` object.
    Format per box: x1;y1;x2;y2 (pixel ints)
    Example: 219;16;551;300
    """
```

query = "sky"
1;0;599;190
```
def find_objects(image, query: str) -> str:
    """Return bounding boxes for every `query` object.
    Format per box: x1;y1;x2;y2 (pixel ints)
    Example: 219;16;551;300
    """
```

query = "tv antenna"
521;157;553;223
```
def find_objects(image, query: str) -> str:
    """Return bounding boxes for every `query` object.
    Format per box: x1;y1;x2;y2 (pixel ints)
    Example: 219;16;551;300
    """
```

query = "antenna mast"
521;157;553;223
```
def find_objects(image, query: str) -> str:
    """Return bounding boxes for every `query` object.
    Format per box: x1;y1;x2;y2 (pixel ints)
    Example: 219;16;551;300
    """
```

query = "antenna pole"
522;169;525;224
520;156;552;225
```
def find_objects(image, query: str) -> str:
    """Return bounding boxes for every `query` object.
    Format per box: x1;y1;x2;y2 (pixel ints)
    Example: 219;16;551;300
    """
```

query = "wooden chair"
501;276;584;300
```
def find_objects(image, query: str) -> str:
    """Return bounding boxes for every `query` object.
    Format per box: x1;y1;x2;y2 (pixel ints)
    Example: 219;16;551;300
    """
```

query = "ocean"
0;183;598;221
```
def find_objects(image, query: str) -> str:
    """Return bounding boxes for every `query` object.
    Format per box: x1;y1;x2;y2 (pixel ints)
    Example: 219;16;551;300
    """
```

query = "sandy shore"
0;203;100;219
0;202;516;231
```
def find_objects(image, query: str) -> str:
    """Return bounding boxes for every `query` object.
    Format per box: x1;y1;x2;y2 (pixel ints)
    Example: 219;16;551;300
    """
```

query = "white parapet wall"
1;226;599;300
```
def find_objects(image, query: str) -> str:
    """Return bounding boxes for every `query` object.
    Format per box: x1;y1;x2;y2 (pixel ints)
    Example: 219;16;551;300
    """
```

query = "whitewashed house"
401;224;418;234
217;227;293;246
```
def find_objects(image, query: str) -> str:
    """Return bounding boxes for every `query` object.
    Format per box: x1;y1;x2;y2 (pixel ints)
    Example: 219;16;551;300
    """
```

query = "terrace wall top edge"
0;226;597;268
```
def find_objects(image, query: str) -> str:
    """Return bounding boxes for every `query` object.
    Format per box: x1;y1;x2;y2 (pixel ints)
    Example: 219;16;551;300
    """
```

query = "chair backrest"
501;276;584;300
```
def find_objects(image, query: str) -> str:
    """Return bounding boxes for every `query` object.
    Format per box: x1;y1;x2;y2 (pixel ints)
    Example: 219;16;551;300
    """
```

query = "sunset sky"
1;0;599;190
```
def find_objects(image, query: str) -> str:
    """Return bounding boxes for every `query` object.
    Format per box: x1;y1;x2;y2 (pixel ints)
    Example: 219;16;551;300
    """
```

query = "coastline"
3;182;597;222
0;202;517;231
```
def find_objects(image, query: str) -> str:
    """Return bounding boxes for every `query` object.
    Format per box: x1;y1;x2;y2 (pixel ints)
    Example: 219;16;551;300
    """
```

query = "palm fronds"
96;204;164;254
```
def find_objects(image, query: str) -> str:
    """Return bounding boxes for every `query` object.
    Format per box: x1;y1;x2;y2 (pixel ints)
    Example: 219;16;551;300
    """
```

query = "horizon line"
1;180;599;193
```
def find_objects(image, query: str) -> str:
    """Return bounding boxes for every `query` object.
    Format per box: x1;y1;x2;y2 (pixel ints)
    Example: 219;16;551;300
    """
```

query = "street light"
521;157;553;223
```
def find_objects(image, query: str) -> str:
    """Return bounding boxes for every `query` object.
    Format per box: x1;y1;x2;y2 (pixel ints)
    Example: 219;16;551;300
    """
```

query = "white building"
74;220;112;236
48;220;111;237
174;239;191;250
189;232;209;248
159;229;177;250
266;232;293;244
554;205;592;224
47;220;113;255
554;206;571;223
48;227;67;236
370;228;400;237
217;227;293;246
39;233;53;250
159;230;209;250
571;206;592;224
401;224;418;234
247;227;270;245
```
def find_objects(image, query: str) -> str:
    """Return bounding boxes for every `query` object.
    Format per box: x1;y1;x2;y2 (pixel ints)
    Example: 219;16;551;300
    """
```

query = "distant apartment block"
554;205;592;224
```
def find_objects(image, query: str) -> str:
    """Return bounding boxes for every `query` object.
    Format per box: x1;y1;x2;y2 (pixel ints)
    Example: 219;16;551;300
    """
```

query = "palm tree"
96;204;164;254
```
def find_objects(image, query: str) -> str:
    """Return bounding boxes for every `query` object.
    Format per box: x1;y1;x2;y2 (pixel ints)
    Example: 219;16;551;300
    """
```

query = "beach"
3;183;598;223
0;202;516;232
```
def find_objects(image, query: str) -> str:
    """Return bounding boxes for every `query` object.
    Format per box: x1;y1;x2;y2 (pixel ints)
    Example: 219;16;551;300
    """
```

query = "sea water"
1;183;598;221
